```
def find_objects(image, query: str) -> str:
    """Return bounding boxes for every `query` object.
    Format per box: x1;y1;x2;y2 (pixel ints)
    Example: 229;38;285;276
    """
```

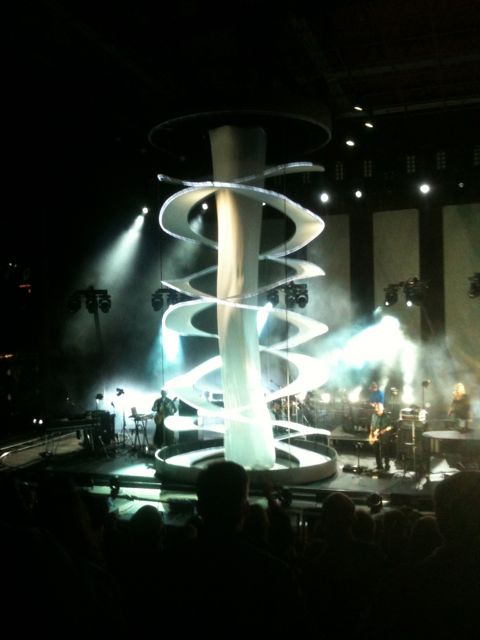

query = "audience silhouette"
372;471;480;638
163;460;307;634
2;455;479;638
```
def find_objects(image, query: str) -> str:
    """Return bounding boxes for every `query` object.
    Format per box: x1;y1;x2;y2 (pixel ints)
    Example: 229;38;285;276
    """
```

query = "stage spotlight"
468;272;480;298
403;277;427;307
167;291;180;306
69;287;111;314
285;286;296;309
295;284;309;308
384;285;398;307
85;294;98;314
67;294;81;313
151;289;164;311
98;293;111;313
267;289;279;306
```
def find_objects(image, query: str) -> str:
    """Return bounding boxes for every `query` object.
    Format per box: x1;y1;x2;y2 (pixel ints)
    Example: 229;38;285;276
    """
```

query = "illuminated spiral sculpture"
151;110;338;485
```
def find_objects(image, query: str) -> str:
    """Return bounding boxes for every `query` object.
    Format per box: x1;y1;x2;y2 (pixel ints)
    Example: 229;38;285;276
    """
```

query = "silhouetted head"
434;470;480;546
322;491;355;535
196;461;249;532
129;505;164;547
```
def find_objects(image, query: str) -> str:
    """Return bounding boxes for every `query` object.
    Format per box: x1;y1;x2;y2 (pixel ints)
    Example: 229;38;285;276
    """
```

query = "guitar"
153;397;178;426
154;408;165;427
368;425;393;445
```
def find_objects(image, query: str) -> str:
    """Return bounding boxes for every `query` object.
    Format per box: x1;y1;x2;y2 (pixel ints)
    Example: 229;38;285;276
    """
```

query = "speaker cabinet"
396;420;425;459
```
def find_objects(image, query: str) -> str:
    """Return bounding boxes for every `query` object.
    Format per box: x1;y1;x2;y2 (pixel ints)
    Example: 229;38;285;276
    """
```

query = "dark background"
2;0;479;435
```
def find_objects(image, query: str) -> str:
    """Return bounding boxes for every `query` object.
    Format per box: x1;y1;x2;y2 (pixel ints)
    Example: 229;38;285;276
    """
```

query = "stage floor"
3;423;474;524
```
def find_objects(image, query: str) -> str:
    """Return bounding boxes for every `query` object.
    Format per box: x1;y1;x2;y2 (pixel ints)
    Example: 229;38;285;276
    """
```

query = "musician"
447;382;473;432
270;399;286;421
368;381;385;406
152;389;177;448
368;402;394;471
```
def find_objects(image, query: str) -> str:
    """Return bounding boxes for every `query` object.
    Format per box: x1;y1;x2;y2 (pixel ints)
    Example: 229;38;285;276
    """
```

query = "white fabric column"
209;125;276;469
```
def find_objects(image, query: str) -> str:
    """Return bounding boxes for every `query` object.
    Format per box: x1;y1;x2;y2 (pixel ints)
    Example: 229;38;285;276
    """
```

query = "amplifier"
400;407;427;422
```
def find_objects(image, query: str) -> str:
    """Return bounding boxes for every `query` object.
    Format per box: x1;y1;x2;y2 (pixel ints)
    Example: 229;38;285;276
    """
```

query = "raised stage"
2;418;478;525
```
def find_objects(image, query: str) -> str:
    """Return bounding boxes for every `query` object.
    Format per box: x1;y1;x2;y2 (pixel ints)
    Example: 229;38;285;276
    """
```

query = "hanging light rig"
384;284;399;307
66;286;111;395
265;283;309;309
151;288;191;311
383;278;428;307
67;286;112;313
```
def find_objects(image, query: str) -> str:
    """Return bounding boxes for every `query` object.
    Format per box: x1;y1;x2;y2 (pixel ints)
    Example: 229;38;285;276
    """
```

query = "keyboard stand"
131;415;151;452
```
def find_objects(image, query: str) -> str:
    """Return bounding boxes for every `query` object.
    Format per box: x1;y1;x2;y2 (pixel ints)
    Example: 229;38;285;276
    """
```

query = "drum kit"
342;402;372;434
270;397;304;422
267;378;445;478
271;392;370;429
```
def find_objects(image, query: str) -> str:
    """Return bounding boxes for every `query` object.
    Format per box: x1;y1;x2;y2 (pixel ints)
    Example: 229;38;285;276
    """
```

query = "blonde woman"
447;383;473;432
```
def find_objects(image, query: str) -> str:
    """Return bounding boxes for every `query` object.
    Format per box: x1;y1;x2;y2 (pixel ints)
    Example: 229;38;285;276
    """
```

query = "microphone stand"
121;406;128;447
415;380;430;480
116;388;130;449
411;417;417;479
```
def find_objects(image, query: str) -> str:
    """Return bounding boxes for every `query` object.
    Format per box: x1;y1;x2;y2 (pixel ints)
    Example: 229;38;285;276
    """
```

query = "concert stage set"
2;410;479;526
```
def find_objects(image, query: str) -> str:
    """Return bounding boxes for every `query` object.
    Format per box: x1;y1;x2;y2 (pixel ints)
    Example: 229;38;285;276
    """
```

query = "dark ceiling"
9;1;480;145
1;0;479;358
4;0;480;261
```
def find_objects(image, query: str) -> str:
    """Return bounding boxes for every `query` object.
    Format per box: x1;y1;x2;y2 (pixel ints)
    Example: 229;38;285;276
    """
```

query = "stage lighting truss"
267;283;309;309
151;287;191;311
67;286;111;314
284;283;297;309
151;288;166;311
97;293;112;313
266;289;279;306
468;272;480;298
384;284;399;307
294;283;309;308
403;277;428;307
85;294;97;314
67;293;82;313
383;278;428;307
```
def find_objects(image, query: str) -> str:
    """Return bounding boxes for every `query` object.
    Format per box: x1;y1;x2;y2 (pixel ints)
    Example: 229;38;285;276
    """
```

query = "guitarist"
152;389;177;448
368;402;394;472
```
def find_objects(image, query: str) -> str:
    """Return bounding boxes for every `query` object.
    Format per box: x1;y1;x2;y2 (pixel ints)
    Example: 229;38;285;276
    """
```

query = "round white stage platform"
154;417;337;486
